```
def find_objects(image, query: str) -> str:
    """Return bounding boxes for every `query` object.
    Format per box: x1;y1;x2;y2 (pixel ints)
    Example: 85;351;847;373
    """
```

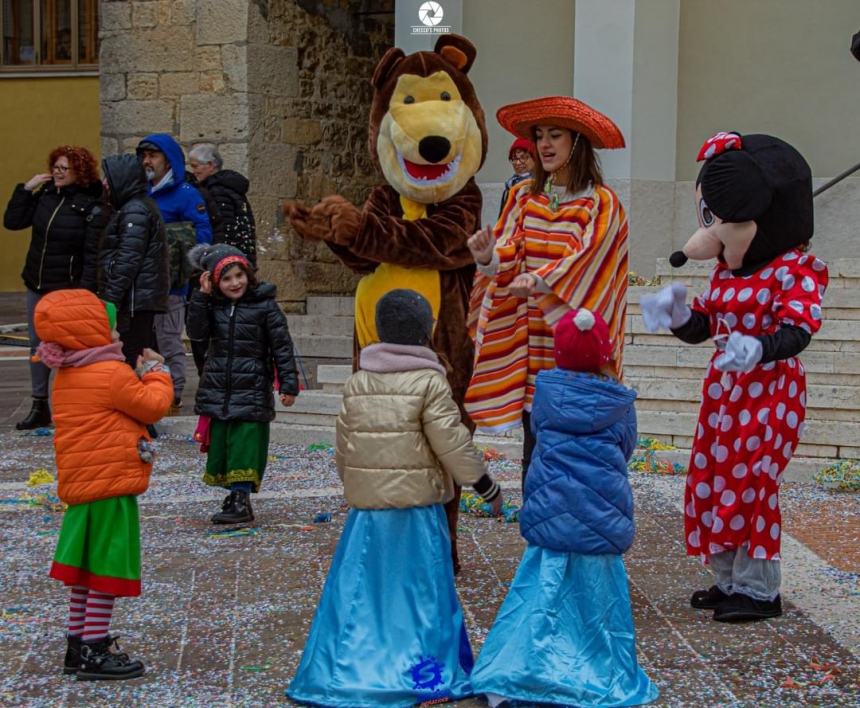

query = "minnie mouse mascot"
642;133;828;622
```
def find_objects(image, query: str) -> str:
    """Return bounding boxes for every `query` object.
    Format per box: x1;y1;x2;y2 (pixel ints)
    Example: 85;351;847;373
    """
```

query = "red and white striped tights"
68;586;115;642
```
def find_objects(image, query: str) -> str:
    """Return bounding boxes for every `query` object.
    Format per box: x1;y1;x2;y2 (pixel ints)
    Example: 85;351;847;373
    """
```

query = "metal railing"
813;161;860;197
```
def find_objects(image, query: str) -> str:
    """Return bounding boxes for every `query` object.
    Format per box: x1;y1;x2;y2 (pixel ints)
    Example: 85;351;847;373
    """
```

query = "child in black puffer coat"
186;244;298;524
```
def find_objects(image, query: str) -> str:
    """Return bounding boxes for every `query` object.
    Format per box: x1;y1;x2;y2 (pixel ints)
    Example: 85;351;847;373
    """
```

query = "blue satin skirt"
287;505;474;706
471;546;659;707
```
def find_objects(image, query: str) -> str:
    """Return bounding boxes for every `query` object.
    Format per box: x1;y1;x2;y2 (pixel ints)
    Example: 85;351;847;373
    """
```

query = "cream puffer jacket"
336;349;488;509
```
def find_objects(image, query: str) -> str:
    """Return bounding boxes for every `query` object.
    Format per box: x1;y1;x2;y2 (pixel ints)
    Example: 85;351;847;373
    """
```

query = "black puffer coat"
187;283;298;422
98;155;169;315
3;180;105;293
203;170;257;264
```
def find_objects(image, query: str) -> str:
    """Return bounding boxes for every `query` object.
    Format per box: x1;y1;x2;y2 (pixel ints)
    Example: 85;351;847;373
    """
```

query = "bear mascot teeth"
285;34;488;575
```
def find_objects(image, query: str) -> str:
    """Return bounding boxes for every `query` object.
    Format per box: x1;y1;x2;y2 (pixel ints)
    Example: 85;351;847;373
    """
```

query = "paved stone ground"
0;427;858;707
0;292;27;327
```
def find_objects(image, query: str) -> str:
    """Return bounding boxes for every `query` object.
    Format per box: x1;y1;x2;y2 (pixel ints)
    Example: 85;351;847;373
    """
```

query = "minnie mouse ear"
852;30;860;62
699;150;773;223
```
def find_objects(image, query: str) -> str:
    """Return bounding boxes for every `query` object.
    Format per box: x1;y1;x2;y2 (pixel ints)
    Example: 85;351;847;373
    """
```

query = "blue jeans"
26;289;51;398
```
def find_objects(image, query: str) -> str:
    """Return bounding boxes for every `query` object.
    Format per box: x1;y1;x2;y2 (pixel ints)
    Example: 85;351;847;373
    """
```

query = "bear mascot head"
368;34;487;206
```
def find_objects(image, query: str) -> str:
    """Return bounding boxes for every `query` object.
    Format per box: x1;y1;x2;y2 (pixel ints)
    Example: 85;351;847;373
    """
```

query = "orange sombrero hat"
497;96;625;150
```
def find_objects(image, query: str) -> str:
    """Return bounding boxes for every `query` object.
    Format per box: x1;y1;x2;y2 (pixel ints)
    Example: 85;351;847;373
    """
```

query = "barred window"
1;0;97;71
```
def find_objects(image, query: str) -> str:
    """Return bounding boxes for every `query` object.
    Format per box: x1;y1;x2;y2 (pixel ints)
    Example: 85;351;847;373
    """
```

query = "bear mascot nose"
418;136;451;164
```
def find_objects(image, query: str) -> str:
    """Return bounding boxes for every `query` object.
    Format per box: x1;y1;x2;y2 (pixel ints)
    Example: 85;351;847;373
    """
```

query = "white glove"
714;331;763;372
641;283;691;332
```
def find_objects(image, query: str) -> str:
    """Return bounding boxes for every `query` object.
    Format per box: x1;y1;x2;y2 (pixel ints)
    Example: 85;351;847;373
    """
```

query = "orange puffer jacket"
34;289;173;505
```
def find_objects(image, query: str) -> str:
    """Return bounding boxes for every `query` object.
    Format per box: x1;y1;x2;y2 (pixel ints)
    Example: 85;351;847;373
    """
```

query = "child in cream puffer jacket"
288;289;502;707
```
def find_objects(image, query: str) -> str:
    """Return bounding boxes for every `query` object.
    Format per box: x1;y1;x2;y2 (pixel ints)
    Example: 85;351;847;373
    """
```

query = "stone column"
395;0;462;54
574;0;681;275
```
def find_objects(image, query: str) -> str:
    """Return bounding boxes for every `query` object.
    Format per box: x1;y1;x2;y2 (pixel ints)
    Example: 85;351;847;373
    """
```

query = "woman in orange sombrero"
465;96;630;487
466;97;656;708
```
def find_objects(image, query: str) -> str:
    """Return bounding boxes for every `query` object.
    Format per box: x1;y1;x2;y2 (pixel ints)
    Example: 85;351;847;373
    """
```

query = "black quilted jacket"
3;180;104;293
187;283;298;422
98;155;169;314
203;170;257;264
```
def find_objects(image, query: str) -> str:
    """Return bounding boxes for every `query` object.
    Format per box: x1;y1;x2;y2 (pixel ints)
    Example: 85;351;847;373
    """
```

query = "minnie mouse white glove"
715;331;763;372
641;283;691;332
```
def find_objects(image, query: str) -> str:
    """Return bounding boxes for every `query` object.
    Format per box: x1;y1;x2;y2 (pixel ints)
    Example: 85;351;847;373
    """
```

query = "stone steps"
287;315;354;338
292;273;860;460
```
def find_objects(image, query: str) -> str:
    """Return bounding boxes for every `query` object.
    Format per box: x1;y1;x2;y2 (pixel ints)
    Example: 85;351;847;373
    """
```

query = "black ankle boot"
211;489;254;524
211;491;236;524
64;634;82;675
16;397;52;431
76;635;144;681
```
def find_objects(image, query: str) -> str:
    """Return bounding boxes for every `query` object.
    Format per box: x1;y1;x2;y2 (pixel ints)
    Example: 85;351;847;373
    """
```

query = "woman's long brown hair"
529;129;604;196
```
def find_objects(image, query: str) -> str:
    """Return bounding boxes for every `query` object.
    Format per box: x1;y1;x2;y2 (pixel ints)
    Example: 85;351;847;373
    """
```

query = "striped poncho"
465;181;628;433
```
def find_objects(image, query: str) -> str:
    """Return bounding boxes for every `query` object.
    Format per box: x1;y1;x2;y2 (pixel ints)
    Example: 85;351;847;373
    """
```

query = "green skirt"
50;496;141;597
203;420;270;492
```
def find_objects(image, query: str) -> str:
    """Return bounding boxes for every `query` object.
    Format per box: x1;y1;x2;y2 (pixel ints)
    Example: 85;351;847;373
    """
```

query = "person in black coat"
186;243;298;524
98;154;169;366
3;145;105;430
188;144;257;263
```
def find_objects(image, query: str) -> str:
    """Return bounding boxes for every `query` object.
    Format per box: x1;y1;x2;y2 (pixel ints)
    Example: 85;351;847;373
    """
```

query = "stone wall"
100;0;252;167
99;0;394;310
254;0;394;308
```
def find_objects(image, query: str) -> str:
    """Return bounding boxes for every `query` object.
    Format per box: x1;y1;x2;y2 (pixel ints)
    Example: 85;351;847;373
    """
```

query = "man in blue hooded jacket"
137;133;212;409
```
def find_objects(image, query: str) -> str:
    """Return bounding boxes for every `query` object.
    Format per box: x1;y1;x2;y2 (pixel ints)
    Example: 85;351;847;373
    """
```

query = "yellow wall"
676;0;860;180
0;77;100;291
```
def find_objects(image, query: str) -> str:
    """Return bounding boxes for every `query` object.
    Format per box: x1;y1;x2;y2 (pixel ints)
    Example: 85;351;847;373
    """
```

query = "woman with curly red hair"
3;145;106;430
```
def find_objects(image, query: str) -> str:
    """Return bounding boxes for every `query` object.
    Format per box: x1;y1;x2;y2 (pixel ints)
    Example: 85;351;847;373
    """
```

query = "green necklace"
544;176;559;211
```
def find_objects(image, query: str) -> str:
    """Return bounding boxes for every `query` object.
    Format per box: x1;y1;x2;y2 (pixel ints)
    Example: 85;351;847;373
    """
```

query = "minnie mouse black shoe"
690;585;730;610
713;593;782;622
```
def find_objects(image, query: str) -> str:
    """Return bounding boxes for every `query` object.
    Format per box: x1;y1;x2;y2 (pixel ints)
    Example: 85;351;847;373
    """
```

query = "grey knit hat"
186;243;249;280
375;289;434;346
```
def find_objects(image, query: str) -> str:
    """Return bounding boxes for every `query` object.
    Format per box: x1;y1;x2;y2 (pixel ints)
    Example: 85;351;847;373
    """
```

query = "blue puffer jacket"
139;133;212;295
519;368;638;555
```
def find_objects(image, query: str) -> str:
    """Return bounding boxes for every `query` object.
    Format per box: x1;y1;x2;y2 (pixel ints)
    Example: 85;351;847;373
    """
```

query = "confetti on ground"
628;272;662;286
0;430;857;705
241;664;271;672
629;449;685;476
306;442;332;453
21;427;53;437
459;491;520;523
481;447;505;462
814;459;860;492
0;492;65;512
206;527;260;539
26;468;55;487
637;437;676;451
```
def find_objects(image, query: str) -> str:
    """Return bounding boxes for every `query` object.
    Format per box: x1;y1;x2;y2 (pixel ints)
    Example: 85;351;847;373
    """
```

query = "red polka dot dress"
684;248;828;562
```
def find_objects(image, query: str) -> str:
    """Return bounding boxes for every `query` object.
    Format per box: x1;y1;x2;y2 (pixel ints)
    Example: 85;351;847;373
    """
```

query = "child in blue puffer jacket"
472;308;658;707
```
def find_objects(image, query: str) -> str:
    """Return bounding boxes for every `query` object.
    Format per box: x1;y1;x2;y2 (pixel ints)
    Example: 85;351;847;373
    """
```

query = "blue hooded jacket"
138;133;212;294
519;368;638;555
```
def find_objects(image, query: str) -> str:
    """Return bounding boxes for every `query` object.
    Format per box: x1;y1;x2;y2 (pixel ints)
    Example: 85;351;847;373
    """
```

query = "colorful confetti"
813;460;860;492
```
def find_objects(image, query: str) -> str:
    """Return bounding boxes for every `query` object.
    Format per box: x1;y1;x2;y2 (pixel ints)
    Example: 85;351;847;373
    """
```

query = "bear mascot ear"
371;47;406;89
434;34;477;73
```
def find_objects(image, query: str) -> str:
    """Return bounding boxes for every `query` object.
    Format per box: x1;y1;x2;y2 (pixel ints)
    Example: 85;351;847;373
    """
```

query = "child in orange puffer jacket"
34;289;173;681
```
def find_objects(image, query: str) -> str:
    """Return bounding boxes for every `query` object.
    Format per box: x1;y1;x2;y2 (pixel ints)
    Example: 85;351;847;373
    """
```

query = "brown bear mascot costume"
286;34;488;574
